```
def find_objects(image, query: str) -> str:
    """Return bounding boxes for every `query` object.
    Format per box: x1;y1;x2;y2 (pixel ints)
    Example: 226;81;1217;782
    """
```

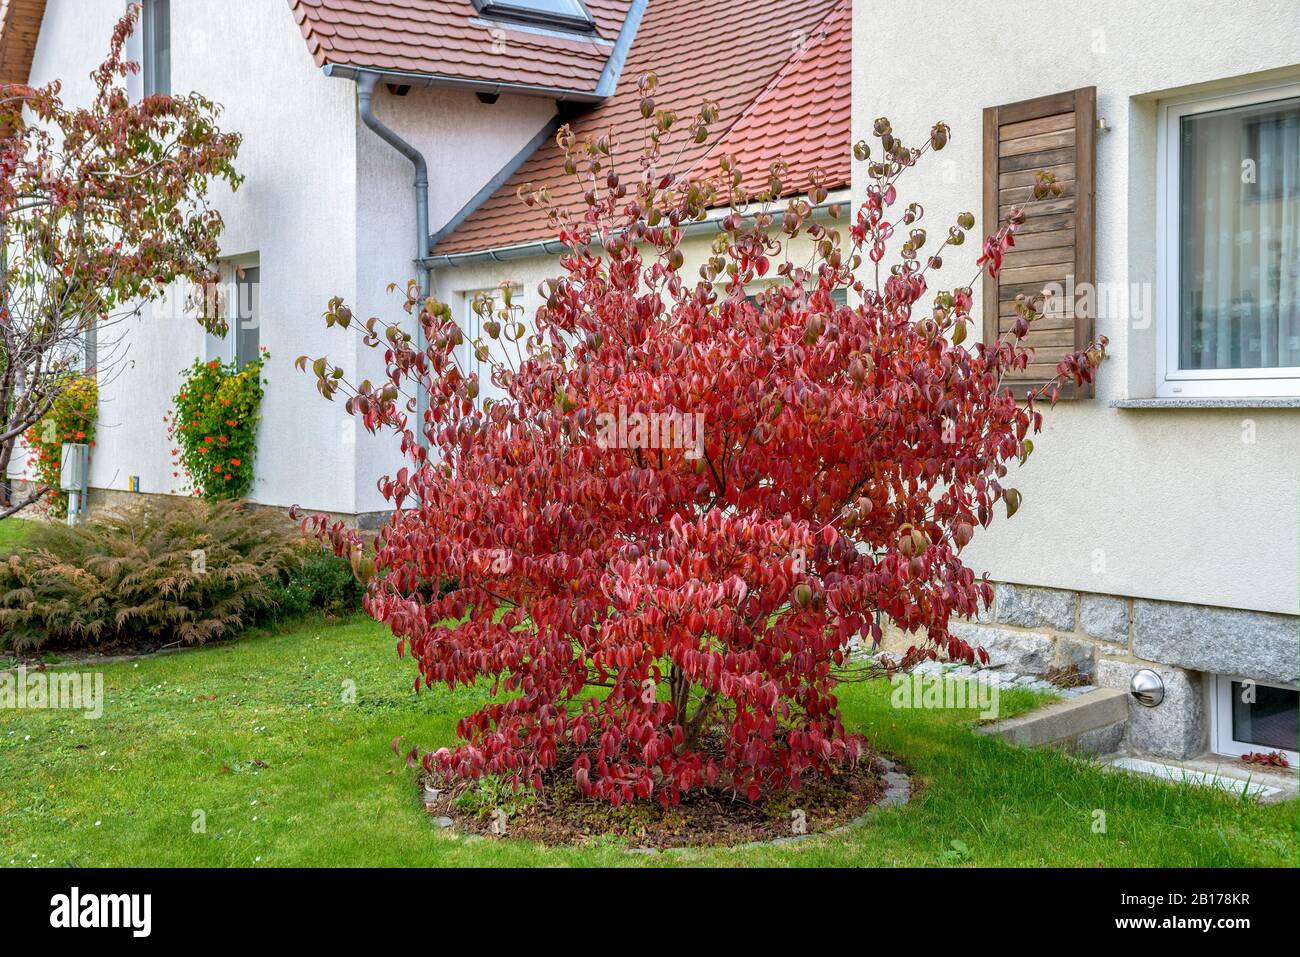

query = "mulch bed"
1;639;207;671
419;742;897;849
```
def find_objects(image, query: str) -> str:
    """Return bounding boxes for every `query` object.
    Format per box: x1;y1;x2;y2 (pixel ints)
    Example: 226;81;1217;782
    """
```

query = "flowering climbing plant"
24;374;98;519
167;354;265;500
297;78;1106;808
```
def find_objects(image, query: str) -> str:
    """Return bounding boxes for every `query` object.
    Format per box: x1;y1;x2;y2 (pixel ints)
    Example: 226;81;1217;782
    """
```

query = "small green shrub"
264;543;365;621
450;774;536;820
0;499;301;653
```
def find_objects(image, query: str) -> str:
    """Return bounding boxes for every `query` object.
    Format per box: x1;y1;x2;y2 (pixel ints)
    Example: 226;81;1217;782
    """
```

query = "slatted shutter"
982;87;1096;398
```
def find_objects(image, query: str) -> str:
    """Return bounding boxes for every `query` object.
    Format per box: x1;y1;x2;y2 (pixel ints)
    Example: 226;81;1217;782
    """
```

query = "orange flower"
230;459;241;467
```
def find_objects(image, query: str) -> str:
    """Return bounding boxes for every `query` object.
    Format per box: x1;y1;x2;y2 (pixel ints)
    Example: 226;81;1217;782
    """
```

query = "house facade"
850;0;1299;763
3;0;1296;766
2;0;644;521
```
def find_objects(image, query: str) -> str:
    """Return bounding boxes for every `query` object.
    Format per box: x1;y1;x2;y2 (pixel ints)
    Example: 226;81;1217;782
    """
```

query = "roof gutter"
323;63;605;104
422;194;852;270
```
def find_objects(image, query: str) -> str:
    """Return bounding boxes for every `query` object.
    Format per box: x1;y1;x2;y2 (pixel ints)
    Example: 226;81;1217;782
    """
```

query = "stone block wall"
882;581;1299;760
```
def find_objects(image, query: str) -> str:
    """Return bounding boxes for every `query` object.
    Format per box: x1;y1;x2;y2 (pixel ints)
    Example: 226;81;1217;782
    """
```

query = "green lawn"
0;616;1294;867
0;517;33;553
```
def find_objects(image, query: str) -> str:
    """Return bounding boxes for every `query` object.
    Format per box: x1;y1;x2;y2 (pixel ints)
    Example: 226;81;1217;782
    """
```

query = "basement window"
1211;675;1299;767
471;0;595;33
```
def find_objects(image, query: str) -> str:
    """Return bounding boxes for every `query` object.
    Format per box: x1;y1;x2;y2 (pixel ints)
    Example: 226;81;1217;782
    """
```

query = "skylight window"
472;0;595;33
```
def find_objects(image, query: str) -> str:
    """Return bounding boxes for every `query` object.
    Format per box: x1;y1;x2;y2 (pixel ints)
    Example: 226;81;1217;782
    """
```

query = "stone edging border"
626;756;912;855
427;756;913;853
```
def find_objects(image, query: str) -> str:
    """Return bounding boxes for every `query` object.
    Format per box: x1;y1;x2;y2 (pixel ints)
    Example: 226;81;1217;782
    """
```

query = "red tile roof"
432;0;851;257
289;0;635;95
699;0;850;200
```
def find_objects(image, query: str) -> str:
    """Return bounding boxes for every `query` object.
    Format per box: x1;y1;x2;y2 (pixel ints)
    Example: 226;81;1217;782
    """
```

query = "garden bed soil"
421;745;903;849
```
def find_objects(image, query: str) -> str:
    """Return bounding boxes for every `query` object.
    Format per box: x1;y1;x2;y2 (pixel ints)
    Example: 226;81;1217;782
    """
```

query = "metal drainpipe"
352;71;430;438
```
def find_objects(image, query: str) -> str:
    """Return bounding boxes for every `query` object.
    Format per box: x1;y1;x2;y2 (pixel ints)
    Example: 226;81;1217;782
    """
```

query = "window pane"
494;0;587;16
144;0;171;96
1231;681;1299;752
1179;95;1300;371
479;0;591;27
234;267;260;369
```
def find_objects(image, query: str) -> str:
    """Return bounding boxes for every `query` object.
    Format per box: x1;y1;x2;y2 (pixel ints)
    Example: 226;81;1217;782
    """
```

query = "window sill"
1111;397;1300;409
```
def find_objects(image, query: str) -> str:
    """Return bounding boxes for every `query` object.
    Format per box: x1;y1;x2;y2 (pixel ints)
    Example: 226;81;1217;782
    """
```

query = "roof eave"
424;189;852;270
322;62;606;103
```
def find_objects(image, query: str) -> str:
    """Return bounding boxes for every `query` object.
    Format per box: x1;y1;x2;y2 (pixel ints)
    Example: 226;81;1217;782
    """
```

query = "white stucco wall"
18;2;559;519
24;0;361;513
429;214;838;343
852;0;1300;614
351;86;556;514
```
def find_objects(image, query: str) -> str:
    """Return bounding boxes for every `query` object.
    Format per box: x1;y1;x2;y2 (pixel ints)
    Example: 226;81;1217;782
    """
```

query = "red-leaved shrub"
298;88;1106;807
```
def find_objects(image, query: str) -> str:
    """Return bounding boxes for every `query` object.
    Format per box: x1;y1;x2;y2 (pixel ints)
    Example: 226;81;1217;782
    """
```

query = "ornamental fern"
0;499;303;653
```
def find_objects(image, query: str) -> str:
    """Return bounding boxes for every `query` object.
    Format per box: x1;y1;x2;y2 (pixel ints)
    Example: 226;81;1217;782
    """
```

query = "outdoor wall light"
1130;669;1165;707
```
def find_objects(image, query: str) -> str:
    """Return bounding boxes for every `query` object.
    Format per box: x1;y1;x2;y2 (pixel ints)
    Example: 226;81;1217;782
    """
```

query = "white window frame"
1156;79;1300;398
1210;673;1299;767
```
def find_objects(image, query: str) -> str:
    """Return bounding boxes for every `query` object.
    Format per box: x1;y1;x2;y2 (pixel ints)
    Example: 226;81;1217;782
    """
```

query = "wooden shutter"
982;87;1096;399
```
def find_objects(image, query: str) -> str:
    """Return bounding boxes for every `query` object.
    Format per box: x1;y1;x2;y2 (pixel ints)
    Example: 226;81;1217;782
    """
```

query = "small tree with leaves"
298;78;1106;808
0;7;241;517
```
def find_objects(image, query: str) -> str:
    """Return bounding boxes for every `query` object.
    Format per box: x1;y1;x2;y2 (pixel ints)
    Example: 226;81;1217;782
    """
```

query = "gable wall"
852;0;1300;615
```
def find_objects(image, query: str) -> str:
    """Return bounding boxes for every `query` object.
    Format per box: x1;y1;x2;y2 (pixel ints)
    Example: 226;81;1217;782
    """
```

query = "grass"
0;517;33;553
0;616;1295;867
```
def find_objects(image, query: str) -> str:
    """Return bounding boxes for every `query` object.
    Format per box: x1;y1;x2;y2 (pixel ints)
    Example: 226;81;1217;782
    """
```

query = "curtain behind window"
1179;96;1300;371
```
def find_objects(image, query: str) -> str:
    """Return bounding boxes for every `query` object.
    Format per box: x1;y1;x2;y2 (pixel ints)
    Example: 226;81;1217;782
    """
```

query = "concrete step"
1103;754;1297;803
977;687;1129;753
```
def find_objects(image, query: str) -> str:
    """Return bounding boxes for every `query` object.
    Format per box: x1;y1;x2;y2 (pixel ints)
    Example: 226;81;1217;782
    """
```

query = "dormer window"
471;0;595;34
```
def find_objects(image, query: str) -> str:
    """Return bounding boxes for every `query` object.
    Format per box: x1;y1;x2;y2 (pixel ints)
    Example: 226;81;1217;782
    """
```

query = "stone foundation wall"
882;582;1299;760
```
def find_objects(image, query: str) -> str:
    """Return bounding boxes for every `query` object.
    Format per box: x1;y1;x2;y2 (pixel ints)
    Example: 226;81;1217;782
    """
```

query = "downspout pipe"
343;69;432;444
354;70;431;292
